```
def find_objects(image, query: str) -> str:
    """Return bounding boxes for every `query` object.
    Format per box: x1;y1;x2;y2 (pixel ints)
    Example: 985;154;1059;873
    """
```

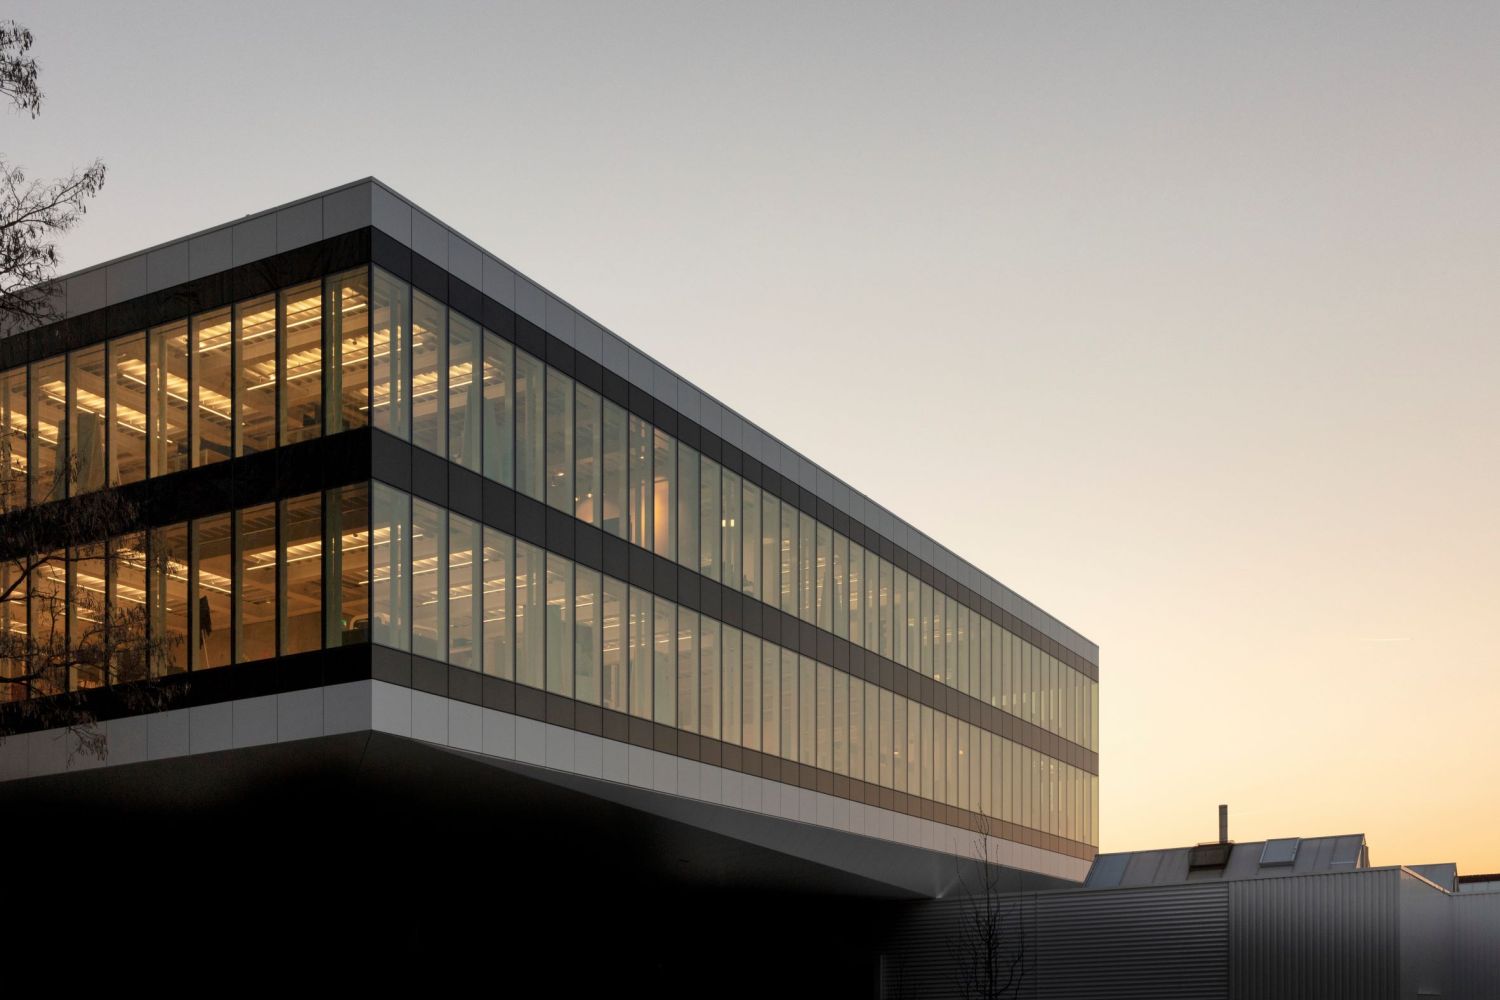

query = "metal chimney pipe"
1219;804;1229;844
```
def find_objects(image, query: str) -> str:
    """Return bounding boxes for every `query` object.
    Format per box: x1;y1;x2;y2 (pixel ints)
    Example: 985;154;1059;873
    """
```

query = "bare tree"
950;816;1028;1000
0;18;107;333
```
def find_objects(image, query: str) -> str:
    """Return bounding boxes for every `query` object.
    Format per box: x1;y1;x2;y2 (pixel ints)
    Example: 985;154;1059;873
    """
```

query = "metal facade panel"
1452;891;1500;1000
1033;884;1229;999
1398;870;1451;999
1228;868;1400;1000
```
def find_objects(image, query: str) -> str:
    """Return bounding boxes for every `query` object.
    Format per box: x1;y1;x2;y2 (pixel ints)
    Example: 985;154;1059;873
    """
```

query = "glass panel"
601;399;628;539
816;661;832;771
700;616;720;741
653;597;676;727
863;681;878;784
327;483;370;647
410;291;445;455
514;350;545;501
799;512;815;624
575;567;600;705
676;608;697;733
482;331;514;486
722;470;741;590
0;560;24;698
779;502;797;615
411;499;446;661
151;523;190;674
515;540;544;688
879;687;893;790
546;554;573;697
833;533;848;641
371;483;411;651
761;494;779;608
781;649;798;764
68;345;107;493
627;414;652;549
482;527;513;679
281;283;323;445
280;492;322;656
546;370;575;512
741;481;759;600
193;513;233;669
235;504;276;662
799;656;815;767
739;632;759;750
69;542;107;690
866;549;880;652
627;586;651;719
880;559;893;659
449;513;479;669
815;522;831;632
676;445;698;569
30;356;66;501
652;429;675;558
448;311;481;472
1;367;28;508
111;533;148;684
848;543;863;648
833;669;848;776
29;549;66;695
328;268;370;432
760;639;778;756
371;269;410;440
717;623;736;744
698;456;720;581
236;296;277;455
601;575;626;711
893;569;906;667
575;386;601;525
185;312;231;468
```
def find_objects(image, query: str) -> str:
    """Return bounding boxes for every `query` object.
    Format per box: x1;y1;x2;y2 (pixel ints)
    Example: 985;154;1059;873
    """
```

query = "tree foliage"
0;18;107;333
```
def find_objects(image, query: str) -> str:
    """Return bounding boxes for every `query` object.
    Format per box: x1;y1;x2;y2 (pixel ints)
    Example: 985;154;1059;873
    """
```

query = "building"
0;179;1099;968
880;819;1500;999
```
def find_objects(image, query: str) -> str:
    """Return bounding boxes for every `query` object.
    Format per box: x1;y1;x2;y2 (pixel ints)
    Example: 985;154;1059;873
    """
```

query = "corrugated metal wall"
881;884;1229;999
1032;884;1228;999
1399;870;1452;998
1228;868;1400;1000
1452;891;1500;1000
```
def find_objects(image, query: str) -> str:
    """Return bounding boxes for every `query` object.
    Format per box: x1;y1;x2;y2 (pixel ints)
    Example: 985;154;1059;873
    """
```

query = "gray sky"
9;2;1500;867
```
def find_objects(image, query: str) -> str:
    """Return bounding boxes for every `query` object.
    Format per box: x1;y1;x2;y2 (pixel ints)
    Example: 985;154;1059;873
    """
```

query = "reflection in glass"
652;429;675;558
410;292;446;456
372;483;411;651
627;586;651;719
482;526;513;679
328;268;370;433
482;332;513;486
600;399;627;539
627;414;652;549
30;356;66;502
515;540;543;688
575;567;600;705
371;270;410;440
515;350;545;501
653;597;676;727
574;386;601;525
0;367;27;508
327;483;370;647
235;503;276;662
411;498;446;661
448;311;481;471
546;553;573;696
449;513;479;669
68;345;107;493
546;371;575;513
601;575;626;712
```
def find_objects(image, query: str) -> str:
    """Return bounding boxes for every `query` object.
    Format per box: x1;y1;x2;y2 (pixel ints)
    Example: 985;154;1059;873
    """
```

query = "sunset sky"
11;3;1498;871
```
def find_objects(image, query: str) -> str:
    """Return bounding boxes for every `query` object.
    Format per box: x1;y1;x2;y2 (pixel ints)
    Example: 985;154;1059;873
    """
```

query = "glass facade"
0;257;1098;858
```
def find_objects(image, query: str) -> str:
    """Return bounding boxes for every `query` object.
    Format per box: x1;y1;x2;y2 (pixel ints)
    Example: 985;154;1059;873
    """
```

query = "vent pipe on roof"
1219;804;1229;844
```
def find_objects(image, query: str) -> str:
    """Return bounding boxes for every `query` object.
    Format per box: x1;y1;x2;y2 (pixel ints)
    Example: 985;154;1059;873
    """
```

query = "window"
799;655;815;767
327;483;370;648
546;554;573;696
280;492;322;655
30;356;66;502
68;344;107;492
628;586;651;719
575;386;601;525
410;292;445;456
482;527;513;679
482;331;514;486
188;312;232;467
741;481;760;600
69;542;106;690
676;445;699;569
779;502;797;616
799;512;815;624
698;456;720;581
151;523;190;673
627;414;652;549
739;633;759;751
760;494;779;609
575;567;601;705
652;430;675;559
234;504;276;662
1;367;27;508
781;649;798;764
815;522;831;632
676;609;697;733
411;499;446;661
448;311;481;472
328;268;370;433
514;351;545;501
449;514;480;669
760;639;778;756
601;399;628;539
371;270;410;440
722;470;741;590
653;597;676;727
237;296;278;454
515;540;544;688
371;483;411;650
546;371;574;512
700;617;720;741
601;575;626;712
832;533;848;641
